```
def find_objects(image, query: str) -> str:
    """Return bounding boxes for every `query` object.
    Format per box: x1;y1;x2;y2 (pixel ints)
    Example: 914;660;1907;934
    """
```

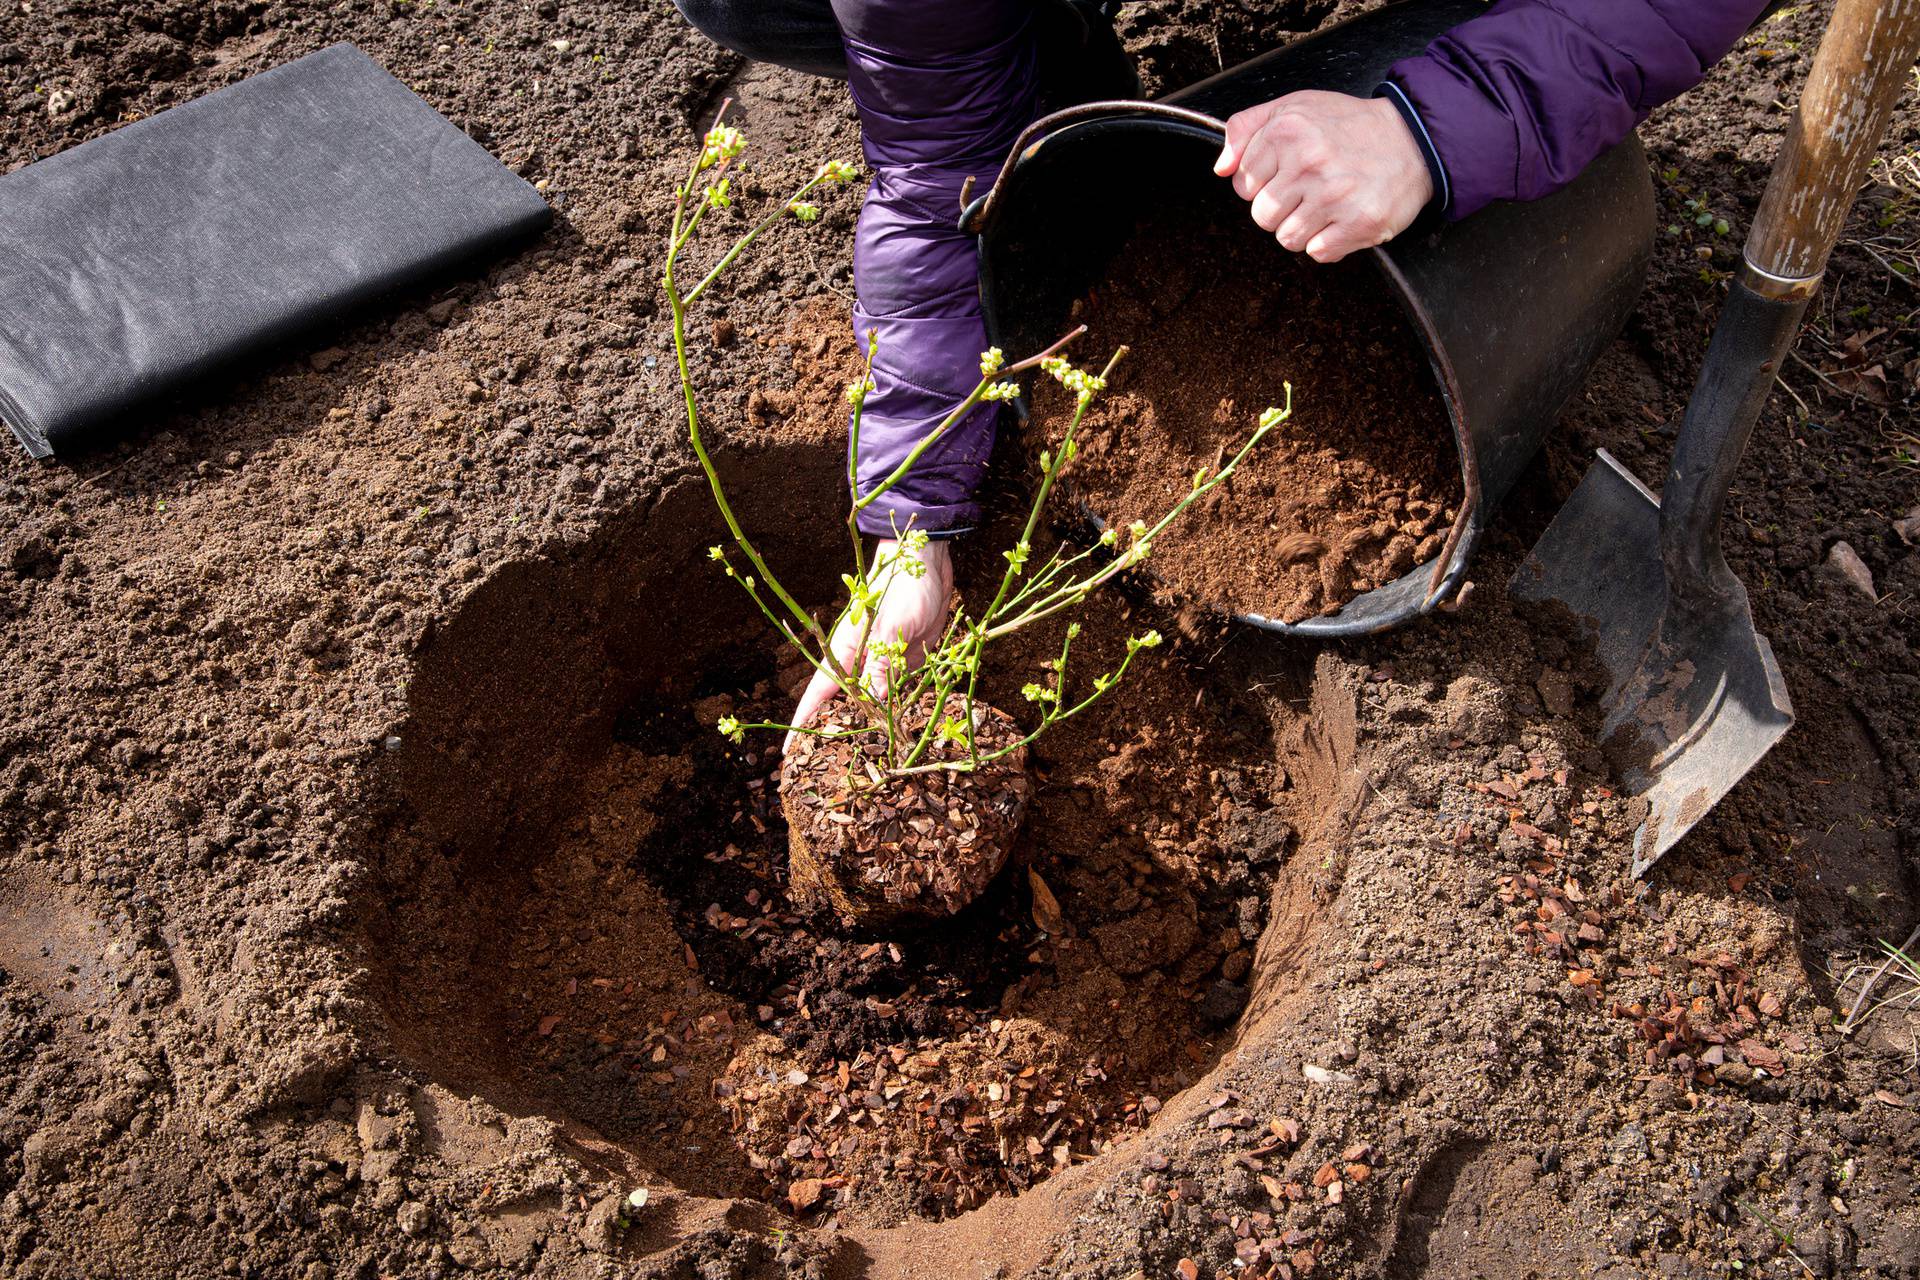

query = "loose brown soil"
781;694;1030;927
1;2;1916;1279
1034;212;1460;623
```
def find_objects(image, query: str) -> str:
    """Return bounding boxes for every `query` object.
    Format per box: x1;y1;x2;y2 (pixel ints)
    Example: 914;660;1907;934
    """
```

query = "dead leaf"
1029;868;1066;935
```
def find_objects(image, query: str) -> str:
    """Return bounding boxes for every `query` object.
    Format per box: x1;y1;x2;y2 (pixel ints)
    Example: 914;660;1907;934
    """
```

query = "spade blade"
1509;450;1793;875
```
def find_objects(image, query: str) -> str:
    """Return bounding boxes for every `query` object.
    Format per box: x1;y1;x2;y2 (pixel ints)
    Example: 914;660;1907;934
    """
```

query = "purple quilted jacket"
843;0;1769;537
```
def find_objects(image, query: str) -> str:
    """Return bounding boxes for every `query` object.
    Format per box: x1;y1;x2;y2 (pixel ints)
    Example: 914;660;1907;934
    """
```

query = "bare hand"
787;538;954;752
1213;90;1433;263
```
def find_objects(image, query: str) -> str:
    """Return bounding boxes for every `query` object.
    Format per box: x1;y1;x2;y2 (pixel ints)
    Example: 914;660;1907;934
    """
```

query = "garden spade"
1511;0;1920;877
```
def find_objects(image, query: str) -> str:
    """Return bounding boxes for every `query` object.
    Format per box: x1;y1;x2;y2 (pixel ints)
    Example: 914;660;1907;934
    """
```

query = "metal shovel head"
1509;450;1793;876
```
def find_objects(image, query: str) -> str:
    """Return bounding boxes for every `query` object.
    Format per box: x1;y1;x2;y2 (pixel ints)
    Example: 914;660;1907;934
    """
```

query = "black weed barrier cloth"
0;43;552;458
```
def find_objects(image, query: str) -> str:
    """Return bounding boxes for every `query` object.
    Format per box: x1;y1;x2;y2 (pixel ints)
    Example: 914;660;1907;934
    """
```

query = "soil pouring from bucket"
782;696;1030;926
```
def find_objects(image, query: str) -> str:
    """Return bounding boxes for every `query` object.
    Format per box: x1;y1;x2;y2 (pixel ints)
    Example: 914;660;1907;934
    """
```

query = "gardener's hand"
1214;90;1432;263
787;537;954;752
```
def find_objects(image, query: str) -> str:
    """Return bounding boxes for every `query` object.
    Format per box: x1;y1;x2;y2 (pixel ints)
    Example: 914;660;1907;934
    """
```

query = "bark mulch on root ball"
781;694;1030;927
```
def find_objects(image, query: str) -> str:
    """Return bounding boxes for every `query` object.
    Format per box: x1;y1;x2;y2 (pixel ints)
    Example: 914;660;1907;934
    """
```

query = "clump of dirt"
1033;210;1461;623
781;693;1029;926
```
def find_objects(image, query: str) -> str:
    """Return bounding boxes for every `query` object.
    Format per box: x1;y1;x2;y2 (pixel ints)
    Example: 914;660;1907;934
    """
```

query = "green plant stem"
851;326;1087;519
846;336;879;578
726;719;839;741
665;161;851;680
683;173;832;307
956;347;1123;764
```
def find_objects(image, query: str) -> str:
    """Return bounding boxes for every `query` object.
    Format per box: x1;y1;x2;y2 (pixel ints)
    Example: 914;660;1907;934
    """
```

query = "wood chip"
1029;868;1066;935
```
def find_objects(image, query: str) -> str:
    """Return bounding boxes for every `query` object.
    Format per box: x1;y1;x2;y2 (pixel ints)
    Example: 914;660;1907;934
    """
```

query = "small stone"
1535;667;1577;719
1713;1061;1755;1088
426;299;459;324
1608;1123;1648;1166
310;347;348;372
1820;541;1876;600
711;318;737;347
1443;674;1510;745
396;1200;430;1237
1892;506;1920;547
1302;1063;1358;1086
576;1193;623;1253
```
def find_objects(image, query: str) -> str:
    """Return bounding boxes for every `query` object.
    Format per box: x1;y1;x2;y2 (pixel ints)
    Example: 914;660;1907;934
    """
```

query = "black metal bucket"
963;0;1655;636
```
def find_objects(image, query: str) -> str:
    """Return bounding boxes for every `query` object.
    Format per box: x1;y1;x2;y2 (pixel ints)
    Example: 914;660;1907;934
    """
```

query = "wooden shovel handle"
1747;0;1920;284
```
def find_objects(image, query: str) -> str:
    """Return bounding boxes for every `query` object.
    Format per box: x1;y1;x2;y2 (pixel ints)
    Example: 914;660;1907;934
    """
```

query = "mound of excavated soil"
1032;212;1459;624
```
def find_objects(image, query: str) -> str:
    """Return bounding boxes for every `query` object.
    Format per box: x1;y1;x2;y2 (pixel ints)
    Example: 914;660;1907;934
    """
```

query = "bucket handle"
962;100;1226;233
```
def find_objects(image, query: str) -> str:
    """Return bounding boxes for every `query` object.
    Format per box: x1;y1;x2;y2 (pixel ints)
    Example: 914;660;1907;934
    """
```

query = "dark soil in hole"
350;425;1330;1229
1034;208;1462;623
608;586;1315;1223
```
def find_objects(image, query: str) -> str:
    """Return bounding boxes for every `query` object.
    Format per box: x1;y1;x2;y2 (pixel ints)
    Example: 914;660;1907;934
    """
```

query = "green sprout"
661;112;1287;777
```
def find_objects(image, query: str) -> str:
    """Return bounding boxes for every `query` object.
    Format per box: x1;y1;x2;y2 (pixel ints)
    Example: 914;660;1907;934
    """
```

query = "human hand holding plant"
788;535;952;753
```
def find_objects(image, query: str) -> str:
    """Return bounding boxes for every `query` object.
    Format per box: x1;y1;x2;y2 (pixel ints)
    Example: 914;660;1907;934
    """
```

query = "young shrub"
663;112;1289;924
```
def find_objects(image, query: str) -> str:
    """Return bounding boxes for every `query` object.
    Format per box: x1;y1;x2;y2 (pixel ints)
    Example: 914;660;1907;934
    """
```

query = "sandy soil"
0;2;1915;1278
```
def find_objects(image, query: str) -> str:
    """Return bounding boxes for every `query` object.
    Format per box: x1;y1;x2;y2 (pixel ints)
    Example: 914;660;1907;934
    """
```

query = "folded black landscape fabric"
0;43;552;458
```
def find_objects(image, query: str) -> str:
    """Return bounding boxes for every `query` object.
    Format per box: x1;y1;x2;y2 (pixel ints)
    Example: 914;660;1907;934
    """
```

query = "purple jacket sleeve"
1387;0;1771;220
834;0;1039;538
